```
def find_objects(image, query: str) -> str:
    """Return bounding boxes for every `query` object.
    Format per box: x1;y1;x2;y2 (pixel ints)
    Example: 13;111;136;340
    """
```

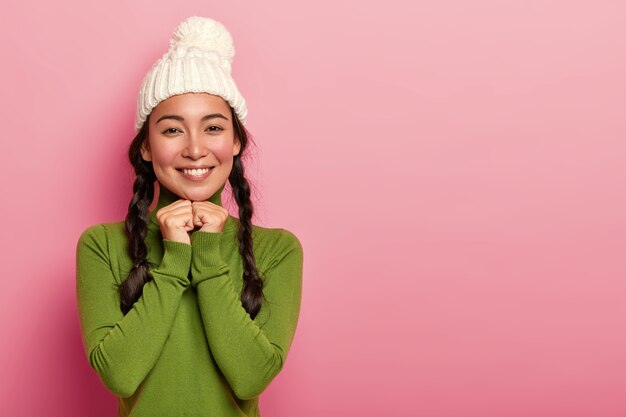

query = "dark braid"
119;108;265;319
120;122;156;315
230;110;265;319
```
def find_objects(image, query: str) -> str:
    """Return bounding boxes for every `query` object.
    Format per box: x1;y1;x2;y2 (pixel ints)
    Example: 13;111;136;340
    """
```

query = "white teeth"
182;168;210;176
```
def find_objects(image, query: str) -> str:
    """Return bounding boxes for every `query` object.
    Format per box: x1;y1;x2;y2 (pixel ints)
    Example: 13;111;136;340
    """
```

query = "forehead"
152;93;230;117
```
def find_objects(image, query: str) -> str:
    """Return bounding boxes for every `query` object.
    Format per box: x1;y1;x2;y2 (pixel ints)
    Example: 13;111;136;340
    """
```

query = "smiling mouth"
176;167;214;176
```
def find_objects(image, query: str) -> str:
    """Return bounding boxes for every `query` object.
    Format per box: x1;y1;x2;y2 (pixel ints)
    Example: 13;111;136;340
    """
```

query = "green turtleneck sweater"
75;182;303;417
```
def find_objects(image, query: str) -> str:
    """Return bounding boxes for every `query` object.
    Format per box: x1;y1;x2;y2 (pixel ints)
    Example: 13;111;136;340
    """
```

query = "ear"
233;137;242;157
140;140;152;162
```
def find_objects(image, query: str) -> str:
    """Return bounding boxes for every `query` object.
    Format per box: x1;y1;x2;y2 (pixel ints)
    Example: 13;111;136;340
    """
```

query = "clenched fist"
155;200;194;245
191;201;229;234
156;199;228;245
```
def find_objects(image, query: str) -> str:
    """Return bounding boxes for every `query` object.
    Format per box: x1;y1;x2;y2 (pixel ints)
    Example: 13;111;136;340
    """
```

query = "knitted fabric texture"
76;183;303;415
135;16;248;132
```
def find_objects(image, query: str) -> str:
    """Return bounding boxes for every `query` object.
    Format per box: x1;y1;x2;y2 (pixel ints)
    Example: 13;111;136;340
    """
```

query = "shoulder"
248;221;302;250
77;220;126;241
76;221;127;253
248;223;303;273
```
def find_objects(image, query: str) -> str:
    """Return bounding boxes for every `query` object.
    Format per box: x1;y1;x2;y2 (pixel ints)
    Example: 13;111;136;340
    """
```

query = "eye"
162;127;180;135
206;126;223;132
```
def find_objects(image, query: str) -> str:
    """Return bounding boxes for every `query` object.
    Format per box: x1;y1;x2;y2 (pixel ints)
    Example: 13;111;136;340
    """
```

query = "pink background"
1;1;625;416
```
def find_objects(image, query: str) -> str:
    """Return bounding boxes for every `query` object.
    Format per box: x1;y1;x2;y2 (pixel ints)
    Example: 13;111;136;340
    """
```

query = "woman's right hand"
155;199;194;245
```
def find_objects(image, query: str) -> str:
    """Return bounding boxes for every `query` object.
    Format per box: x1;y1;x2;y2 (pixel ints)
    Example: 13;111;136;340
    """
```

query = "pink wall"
1;1;625;416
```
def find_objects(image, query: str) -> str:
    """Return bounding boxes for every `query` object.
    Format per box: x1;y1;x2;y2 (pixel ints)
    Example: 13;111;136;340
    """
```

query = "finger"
185;217;195;231
191;203;218;224
192;201;228;217
196;210;225;227
155;199;192;220
157;200;192;215
159;206;194;229
192;200;217;208
192;207;211;227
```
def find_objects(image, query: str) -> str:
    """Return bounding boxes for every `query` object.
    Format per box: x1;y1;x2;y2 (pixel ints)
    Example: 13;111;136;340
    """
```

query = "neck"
153;182;225;212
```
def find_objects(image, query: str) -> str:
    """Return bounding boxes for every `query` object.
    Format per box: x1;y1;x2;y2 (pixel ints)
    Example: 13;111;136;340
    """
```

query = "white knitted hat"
135;16;248;132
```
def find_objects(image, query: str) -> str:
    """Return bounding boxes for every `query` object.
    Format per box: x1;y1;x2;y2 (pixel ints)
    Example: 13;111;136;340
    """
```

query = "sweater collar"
148;182;237;232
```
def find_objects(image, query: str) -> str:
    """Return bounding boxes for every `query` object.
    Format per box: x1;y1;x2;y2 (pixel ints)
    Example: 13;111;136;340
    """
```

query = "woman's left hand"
191;201;229;233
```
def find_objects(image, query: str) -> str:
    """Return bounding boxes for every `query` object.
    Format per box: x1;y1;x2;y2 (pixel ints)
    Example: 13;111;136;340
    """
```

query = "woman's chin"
178;187;216;202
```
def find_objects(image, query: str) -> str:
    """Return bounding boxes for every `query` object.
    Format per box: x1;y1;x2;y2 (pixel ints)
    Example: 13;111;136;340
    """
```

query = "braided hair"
120;107;264;319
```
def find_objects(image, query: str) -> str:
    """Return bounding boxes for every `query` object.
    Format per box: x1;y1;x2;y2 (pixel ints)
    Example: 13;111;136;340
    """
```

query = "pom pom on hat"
134;16;247;132
169;16;235;66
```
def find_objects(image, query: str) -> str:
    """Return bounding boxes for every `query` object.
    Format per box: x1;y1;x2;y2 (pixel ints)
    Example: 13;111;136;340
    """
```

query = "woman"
76;16;303;416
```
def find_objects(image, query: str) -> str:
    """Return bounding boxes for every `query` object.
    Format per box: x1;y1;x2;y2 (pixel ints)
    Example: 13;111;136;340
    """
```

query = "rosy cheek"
212;140;237;159
156;145;180;162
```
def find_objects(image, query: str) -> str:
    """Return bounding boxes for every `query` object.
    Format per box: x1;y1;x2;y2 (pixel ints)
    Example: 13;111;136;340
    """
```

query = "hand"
191;201;229;233
155;200;194;245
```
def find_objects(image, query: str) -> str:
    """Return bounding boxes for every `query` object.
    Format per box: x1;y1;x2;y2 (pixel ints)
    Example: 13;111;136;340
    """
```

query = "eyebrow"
156;113;229;124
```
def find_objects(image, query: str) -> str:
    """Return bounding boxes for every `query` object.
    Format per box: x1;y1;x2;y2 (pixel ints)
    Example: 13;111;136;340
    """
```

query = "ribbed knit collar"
148;181;237;233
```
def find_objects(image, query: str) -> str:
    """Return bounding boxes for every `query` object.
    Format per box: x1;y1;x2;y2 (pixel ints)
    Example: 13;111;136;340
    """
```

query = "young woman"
76;16;303;416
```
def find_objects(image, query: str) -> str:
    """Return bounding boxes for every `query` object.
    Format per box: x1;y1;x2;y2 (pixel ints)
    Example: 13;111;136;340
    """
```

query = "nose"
181;130;209;159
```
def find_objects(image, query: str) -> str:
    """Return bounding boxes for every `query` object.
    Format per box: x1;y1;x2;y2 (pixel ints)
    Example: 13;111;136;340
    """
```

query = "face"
141;92;241;201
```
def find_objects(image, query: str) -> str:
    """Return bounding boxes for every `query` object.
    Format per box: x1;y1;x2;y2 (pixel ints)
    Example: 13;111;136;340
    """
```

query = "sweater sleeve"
75;224;192;398
189;228;303;400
